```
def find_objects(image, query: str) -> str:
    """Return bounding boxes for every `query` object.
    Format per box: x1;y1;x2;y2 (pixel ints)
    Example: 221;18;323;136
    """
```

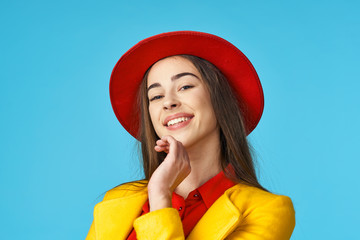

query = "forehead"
146;56;200;86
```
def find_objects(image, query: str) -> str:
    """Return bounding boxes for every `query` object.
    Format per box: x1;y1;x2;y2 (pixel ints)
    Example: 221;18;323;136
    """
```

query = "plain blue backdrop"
1;0;359;239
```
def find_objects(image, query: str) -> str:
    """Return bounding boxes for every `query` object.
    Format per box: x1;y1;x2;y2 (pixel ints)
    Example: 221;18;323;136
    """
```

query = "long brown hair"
137;55;267;192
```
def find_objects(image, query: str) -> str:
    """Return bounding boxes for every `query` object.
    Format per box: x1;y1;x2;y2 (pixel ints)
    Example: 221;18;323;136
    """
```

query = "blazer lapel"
187;191;242;240
93;191;148;240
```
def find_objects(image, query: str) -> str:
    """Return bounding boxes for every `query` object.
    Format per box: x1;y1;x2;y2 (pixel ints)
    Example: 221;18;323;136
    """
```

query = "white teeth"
167;117;190;126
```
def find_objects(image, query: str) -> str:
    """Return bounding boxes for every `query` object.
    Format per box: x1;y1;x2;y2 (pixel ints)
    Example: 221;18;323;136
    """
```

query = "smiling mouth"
165;117;193;127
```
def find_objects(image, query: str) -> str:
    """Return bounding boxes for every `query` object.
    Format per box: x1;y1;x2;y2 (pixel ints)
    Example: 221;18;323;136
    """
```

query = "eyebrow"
147;72;200;92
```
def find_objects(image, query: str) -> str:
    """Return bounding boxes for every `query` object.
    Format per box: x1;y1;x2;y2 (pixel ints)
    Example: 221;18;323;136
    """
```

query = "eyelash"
149;85;194;102
150;95;163;101
180;85;193;91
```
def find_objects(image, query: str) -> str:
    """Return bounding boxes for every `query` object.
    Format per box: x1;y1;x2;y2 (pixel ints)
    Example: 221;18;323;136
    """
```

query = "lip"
163;113;194;127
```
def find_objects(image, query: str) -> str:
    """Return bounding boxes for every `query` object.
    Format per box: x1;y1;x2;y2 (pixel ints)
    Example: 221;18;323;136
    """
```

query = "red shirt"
127;169;236;239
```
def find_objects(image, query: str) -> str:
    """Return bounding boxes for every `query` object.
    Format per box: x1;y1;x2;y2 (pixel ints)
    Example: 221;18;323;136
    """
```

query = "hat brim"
110;31;264;139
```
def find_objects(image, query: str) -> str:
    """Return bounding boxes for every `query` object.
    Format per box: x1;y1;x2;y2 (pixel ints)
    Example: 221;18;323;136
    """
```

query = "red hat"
110;31;264;138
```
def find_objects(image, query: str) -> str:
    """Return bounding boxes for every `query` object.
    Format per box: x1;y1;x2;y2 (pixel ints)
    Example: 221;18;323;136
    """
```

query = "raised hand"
147;135;191;211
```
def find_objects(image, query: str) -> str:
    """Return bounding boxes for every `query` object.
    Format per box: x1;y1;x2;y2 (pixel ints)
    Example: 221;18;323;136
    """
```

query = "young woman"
86;31;295;240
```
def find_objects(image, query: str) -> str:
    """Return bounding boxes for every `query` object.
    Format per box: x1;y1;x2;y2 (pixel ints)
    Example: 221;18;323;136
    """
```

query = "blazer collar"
93;186;242;240
187;191;242;240
94;190;148;240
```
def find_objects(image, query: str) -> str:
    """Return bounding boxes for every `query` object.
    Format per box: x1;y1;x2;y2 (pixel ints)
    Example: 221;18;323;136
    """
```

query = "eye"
149;95;163;101
180;85;194;91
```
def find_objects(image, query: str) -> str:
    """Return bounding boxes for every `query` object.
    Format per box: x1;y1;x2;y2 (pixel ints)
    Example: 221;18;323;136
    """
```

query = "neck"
174;130;223;198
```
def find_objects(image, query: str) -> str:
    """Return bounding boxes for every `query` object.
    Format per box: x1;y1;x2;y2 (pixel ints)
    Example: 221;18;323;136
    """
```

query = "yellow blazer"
86;181;295;240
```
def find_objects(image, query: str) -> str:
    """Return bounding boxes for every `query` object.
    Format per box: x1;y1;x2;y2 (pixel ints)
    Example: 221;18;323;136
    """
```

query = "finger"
161;136;186;158
156;139;169;147
161;135;178;146
154;145;169;153
154;145;169;151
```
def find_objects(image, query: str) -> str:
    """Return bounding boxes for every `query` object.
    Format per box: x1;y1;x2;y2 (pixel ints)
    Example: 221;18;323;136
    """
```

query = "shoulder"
226;183;294;206
220;184;296;239
226;183;295;223
102;180;148;201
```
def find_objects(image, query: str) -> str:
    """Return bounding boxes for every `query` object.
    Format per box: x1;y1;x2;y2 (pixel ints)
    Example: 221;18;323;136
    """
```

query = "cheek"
148;105;162;130
196;91;215;114
148;106;156;122
198;94;217;126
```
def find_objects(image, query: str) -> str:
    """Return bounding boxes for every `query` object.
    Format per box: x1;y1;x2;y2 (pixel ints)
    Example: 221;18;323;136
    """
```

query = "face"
146;56;219;148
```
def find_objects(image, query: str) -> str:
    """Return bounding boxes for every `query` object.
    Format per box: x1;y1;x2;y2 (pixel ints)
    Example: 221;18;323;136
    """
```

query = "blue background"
1;0;359;239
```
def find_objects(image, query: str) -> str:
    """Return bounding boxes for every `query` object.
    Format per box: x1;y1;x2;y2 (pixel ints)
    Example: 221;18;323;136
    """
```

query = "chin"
171;133;198;149
156;130;191;146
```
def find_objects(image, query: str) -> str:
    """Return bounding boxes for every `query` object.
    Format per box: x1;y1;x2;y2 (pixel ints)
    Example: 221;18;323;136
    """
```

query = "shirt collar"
197;165;236;209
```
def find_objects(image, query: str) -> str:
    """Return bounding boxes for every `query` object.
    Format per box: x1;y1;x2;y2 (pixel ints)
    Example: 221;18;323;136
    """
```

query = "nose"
163;95;180;110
